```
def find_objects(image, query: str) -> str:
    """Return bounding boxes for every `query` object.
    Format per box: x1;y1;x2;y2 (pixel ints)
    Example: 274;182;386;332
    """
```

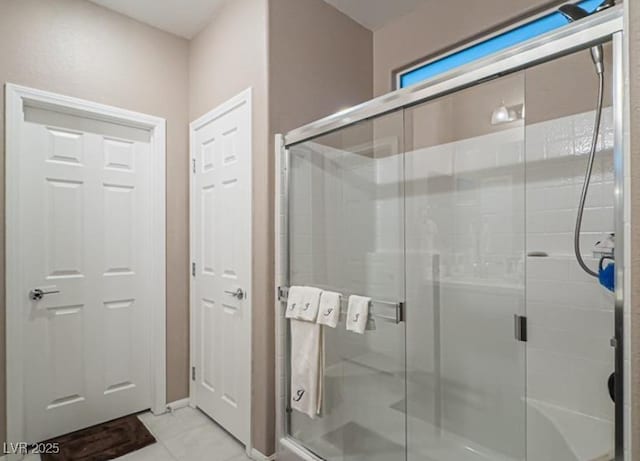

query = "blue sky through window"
399;0;604;89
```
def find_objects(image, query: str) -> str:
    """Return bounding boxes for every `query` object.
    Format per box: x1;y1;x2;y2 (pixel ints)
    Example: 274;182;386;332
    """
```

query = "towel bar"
277;286;404;324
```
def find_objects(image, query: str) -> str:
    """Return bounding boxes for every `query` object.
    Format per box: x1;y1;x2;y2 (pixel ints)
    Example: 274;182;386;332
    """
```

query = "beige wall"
268;0;373;135
372;0;562;96
628;1;640;458
188;0;271;453
0;0;190;443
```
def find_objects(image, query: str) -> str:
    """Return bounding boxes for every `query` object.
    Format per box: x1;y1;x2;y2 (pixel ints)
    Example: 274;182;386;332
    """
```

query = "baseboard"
250;448;276;461
165;398;190;412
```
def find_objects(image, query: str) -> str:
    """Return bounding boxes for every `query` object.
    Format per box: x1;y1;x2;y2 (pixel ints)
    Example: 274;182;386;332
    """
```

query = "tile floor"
24;407;251;461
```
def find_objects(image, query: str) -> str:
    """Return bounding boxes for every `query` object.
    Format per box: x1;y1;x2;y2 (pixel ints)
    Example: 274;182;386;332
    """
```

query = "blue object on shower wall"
399;0;605;89
599;261;615;292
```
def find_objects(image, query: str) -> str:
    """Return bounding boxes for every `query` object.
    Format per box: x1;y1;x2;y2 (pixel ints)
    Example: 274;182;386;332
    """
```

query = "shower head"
558;4;589;21
557;2;611;75
595;0;616;12
559;0;616;22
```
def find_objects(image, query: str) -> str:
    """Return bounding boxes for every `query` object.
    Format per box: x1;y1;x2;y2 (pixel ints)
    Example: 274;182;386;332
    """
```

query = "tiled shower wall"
288;142;375;293
525;107;615;429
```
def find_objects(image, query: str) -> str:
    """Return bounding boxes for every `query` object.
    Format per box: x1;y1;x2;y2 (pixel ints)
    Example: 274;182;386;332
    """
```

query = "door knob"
29;288;60;301
224;288;245;300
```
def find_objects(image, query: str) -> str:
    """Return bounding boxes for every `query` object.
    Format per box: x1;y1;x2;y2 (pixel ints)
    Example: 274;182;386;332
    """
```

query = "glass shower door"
287;110;406;461
404;72;527;461
524;46;615;461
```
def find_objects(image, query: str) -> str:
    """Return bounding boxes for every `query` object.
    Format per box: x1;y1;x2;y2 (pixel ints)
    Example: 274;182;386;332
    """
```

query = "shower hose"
574;71;605;278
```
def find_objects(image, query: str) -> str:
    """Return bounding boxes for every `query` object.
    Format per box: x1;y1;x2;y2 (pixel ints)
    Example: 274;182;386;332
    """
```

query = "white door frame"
5;83;167;450
188;87;253;451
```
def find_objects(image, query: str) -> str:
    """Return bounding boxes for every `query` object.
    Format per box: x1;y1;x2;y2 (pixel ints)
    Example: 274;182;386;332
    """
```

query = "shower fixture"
490;102;512;125
490;102;524;125
558;4;590;21
559;0;616;20
558;0;614;278
559;2;611;74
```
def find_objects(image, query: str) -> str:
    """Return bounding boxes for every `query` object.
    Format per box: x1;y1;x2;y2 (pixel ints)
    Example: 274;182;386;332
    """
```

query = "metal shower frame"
274;5;626;460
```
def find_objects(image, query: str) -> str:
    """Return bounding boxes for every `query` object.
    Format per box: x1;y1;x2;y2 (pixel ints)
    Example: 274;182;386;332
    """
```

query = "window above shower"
395;0;614;90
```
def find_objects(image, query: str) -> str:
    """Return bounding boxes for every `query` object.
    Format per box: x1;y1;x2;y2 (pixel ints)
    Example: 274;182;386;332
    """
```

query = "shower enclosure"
275;7;625;461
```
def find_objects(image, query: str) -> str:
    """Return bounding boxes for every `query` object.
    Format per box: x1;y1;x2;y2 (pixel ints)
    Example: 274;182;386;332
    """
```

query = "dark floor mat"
40;414;155;461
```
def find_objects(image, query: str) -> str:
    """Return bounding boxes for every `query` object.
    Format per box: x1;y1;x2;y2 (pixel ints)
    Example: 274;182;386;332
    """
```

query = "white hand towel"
285;286;304;319
346;295;371;334
290;319;323;418
297;286;322;322
316;291;342;328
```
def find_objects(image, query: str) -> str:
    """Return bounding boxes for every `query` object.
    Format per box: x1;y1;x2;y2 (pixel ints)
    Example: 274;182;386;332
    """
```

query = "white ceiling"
88;0;228;39
322;0;429;31
88;0;427;39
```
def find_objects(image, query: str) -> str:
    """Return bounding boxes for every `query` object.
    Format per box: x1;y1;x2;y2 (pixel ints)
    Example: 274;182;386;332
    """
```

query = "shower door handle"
514;315;527;342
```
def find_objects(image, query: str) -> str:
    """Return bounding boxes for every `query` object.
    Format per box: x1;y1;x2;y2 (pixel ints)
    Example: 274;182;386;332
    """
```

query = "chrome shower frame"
274;6;626;460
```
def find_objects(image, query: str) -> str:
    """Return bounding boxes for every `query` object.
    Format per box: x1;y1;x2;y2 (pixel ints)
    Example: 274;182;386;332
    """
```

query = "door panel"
192;92;252;445
103;184;135;274
45;178;84;277
404;72;526;461
47;306;86;408
103;299;136;392
201;299;218;393
286;111;406;461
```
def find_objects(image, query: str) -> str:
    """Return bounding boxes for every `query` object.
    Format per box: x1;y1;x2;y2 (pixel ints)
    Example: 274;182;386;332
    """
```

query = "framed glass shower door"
286;110;406;461
404;72;527;461
523;45;615;461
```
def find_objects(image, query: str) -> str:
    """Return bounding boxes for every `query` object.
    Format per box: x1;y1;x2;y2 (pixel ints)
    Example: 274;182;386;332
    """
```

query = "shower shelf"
277;286;405;324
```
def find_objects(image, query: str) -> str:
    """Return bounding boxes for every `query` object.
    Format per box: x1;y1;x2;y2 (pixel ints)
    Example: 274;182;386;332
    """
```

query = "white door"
18;108;154;443
191;89;252;445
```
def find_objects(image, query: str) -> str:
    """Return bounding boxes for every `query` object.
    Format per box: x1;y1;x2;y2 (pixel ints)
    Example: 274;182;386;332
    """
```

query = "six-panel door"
191;93;252;445
20;114;153;443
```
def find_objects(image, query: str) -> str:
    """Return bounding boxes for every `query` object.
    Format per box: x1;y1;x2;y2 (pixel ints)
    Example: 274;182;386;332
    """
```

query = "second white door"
190;89;252;445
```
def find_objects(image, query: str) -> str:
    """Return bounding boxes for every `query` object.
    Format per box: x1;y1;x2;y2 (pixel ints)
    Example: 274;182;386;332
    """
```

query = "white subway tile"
526;257;569;280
